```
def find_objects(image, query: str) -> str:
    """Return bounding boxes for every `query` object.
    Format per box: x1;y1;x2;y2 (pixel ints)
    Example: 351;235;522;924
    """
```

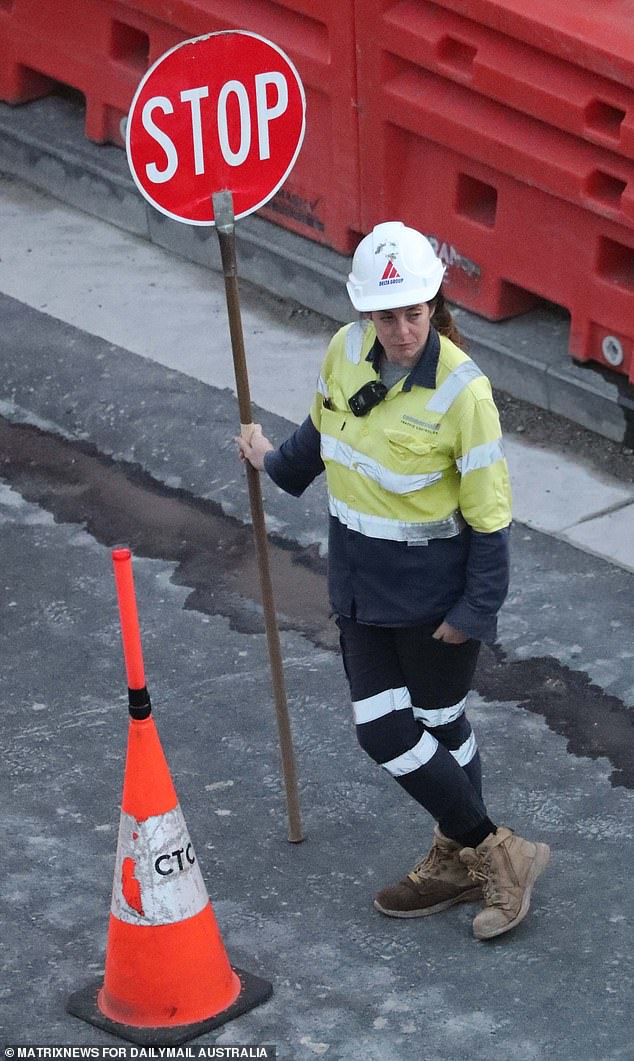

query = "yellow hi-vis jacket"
310;320;512;541
264;321;512;640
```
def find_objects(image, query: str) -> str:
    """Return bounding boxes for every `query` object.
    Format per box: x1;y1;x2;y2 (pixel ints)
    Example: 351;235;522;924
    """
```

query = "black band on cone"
128;687;151;719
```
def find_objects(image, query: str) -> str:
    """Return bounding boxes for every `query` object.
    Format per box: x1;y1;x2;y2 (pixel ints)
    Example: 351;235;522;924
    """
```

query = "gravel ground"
494;389;634;485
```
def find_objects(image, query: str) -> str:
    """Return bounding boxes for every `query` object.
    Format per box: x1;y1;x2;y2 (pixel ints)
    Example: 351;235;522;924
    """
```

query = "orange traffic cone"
67;549;272;1045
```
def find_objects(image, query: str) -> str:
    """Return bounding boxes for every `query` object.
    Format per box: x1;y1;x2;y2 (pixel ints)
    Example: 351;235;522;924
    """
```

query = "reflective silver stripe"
344;320;369;364
321;433;442;495
352;686;411;725
451;732;478;766
413;696;467;728
382;731;438;776
317;374;329;397
426;360;483;414
111;807;208;926
329;494;465;543
456;438;505;475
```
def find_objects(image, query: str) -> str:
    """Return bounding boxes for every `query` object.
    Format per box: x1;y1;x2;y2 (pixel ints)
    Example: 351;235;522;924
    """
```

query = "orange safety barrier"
360;132;634;382
355;0;634;379
380;2;634;163
356;54;634;230
0;0;175;146
429;0;634;92
0;0;361;253
67;549;272;1044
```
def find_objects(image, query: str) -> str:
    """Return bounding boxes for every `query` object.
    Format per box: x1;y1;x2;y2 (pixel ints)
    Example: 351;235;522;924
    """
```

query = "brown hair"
429;289;464;349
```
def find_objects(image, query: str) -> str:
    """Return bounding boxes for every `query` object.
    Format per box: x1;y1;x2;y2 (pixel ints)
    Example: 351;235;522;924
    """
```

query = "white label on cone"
110;806;209;925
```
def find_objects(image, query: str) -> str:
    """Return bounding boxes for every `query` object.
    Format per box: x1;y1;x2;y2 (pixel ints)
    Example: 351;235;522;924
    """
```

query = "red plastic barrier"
355;0;634;376
359;55;634;230
359;127;634;380
382;2;634;162
0;0;178;145
0;0;361;253
429;0;634;93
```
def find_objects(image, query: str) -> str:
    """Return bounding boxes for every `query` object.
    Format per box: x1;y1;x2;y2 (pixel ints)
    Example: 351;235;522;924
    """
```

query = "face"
369;303;432;368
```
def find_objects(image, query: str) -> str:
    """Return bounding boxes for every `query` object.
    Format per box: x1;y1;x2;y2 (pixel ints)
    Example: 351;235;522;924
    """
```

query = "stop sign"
126;30;306;225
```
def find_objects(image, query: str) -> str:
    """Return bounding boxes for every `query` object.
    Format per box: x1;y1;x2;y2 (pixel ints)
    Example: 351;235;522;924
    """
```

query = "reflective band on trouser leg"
381;731;439;776
415;701;482;800
415;696;479;772
353;685;428;767
413;697;478;767
413;696;467;728
392;738;489;840
452;732;478;766
352;685;411;726
356;687;489;836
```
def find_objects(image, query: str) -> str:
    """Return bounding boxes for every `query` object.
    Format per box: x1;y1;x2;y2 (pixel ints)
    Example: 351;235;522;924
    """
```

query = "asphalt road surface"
1;197;633;1060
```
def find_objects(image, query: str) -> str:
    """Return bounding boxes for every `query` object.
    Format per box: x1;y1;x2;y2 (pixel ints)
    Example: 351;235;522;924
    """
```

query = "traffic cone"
67;549;272;1045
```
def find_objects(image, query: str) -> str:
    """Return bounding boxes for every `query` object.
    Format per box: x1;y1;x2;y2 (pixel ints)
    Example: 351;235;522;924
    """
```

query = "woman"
237;221;549;941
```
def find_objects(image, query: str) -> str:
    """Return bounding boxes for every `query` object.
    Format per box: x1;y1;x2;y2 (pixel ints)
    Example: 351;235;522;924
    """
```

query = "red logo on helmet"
379;258;403;287
381;260;401;281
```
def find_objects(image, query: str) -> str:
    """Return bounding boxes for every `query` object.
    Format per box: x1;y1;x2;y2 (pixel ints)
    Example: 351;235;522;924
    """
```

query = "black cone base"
66;966;273;1046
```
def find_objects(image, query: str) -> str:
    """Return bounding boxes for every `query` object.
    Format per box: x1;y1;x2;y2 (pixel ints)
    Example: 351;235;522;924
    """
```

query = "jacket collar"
366;326;441;391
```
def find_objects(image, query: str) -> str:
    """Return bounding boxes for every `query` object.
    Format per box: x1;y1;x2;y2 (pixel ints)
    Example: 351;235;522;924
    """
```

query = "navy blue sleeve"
263;416;325;497
444;526;511;643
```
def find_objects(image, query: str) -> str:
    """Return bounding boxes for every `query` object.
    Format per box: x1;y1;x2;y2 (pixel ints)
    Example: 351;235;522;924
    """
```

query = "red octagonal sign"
126;30;306;225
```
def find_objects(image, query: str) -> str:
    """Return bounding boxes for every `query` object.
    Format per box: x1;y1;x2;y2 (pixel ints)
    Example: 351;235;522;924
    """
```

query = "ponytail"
429;290;464;349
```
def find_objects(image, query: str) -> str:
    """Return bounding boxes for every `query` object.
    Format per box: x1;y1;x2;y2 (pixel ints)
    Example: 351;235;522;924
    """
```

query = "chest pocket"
385;428;444;471
325;376;353;414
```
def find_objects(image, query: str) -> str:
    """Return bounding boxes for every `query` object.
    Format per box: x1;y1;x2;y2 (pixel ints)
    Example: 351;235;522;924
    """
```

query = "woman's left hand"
432;621;468;644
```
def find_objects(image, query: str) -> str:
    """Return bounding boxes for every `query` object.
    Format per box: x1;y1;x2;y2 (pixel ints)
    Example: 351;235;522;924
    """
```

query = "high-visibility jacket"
264;323;512;641
311;320;511;541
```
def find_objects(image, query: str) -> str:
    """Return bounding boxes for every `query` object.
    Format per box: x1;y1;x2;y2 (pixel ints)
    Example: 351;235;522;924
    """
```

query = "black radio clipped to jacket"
348;380;388;417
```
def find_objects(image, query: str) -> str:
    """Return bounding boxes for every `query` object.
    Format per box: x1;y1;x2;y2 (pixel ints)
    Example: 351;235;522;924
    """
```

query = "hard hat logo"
379;259;403;287
347;220;445;312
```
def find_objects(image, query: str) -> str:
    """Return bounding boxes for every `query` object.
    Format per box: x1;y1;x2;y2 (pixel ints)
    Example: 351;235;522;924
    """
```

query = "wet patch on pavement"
0;416;334;649
478;645;634;790
2;415;632;790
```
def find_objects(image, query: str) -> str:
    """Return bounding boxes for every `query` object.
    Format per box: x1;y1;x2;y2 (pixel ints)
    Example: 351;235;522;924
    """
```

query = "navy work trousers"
336;615;491;843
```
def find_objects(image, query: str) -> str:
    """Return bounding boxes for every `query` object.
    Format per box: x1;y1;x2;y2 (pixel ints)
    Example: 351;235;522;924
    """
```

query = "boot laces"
412;847;438;879
466;853;502;905
410;842;450;883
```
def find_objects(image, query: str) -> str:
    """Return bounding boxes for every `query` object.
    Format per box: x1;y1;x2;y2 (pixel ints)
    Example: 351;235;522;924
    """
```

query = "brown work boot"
459;826;550;940
374;826;483;918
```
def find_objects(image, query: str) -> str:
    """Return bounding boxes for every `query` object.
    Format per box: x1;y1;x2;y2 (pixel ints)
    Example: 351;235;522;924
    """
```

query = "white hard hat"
346;221;445;312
